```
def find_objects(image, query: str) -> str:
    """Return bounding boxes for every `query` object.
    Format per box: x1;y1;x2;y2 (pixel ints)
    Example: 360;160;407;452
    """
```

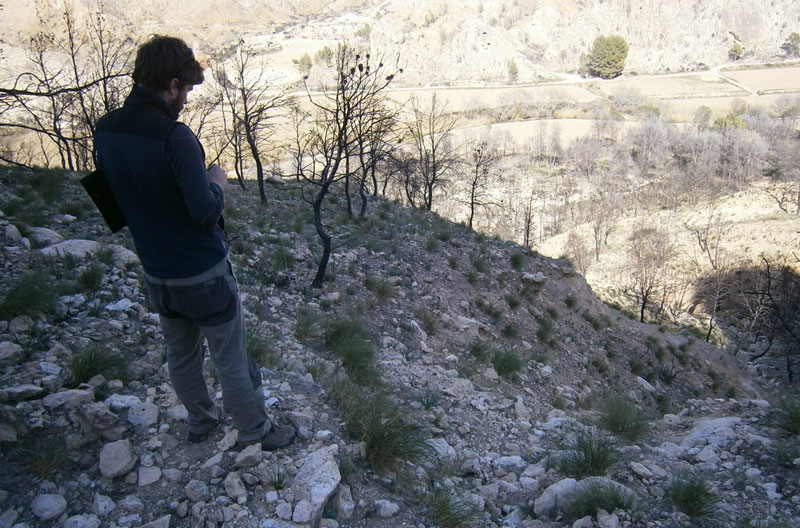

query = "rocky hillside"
2;0;799;88
1;166;798;527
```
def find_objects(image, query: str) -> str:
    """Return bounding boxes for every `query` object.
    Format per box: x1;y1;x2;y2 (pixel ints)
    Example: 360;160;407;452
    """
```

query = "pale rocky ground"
0;168;798;527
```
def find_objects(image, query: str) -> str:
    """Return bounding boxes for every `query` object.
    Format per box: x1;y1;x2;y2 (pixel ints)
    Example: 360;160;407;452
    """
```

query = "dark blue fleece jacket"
94;86;227;278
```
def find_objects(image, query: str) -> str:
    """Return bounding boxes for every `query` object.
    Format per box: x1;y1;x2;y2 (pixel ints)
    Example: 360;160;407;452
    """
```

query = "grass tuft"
510;252;525;270
324;319;377;385
414;306;438;336
364;275;394;301
68;343;130;386
14;430;72;478
563;479;637;521
0;270;57;319
598;395;650;441
492;350;522;379
469;340;490;362
774;396;800;435
428;489;481;528
556;429;620;478
77;263;104;291
666;474;719;517
248;332;278;367
331;377;431;470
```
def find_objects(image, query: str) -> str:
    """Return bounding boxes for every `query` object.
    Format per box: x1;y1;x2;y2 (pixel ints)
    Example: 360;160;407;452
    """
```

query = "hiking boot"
187;422;219;443
236;423;296;452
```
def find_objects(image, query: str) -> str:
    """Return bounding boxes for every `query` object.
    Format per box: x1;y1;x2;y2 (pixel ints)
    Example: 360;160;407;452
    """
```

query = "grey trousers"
145;258;269;443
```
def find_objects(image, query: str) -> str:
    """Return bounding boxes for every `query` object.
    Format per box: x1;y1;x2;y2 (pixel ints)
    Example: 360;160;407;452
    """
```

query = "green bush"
492;350;522;379
556;430;620;478
510;253;525;270
666;474;718;517
364;275;393;301
586;35;629;79
782;32;800;57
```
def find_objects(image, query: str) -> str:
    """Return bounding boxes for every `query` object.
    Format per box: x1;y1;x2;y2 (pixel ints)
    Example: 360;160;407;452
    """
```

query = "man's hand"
207;164;228;190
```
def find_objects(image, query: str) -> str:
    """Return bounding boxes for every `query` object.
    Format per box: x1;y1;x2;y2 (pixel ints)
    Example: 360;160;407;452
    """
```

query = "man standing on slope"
94;35;294;451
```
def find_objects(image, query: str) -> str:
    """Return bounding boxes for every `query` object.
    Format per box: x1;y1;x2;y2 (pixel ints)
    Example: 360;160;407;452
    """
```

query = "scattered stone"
4;384;44;402
92;495;116;517
64;513;101;528
27;227;64;246
135;515;171;528
335;484;355;519
30;493;67;521
43;388;94;410
138;466;161;487
375;499;400;518
224;472;248;504
288;444;340;525
0;423;17;443
0;342;23;366
184;480;209;502
534;478;577;519
292;499;313;523
235;443;262;468
127;401;159;426
99;439;136;478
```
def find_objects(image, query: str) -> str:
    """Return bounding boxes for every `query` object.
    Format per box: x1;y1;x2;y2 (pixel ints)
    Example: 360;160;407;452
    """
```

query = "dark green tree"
782;32;800;57
586;35;629;79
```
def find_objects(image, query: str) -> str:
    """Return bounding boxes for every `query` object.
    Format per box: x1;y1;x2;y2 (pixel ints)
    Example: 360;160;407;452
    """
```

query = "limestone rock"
224;472;248;504
375;499;400;517
4;383;44;402
0;423;17;443
335;484;355;519
0;342;23;366
138;466;161;487
127;401;159;426
289;444;341;525
4;224;21;243
27;227;64;246
235;443;262;468
40;240;138;266
533;478;577;519
76;402;126;441
92;495;116;516
43;388;94;410
64;513;101;528
31;493;67;521
136;515;171;528
292;499;313;523
184;479;209;502
99;439;136;478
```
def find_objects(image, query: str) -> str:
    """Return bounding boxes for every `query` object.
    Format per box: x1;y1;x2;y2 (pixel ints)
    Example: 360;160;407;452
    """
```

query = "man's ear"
167;78;180;96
